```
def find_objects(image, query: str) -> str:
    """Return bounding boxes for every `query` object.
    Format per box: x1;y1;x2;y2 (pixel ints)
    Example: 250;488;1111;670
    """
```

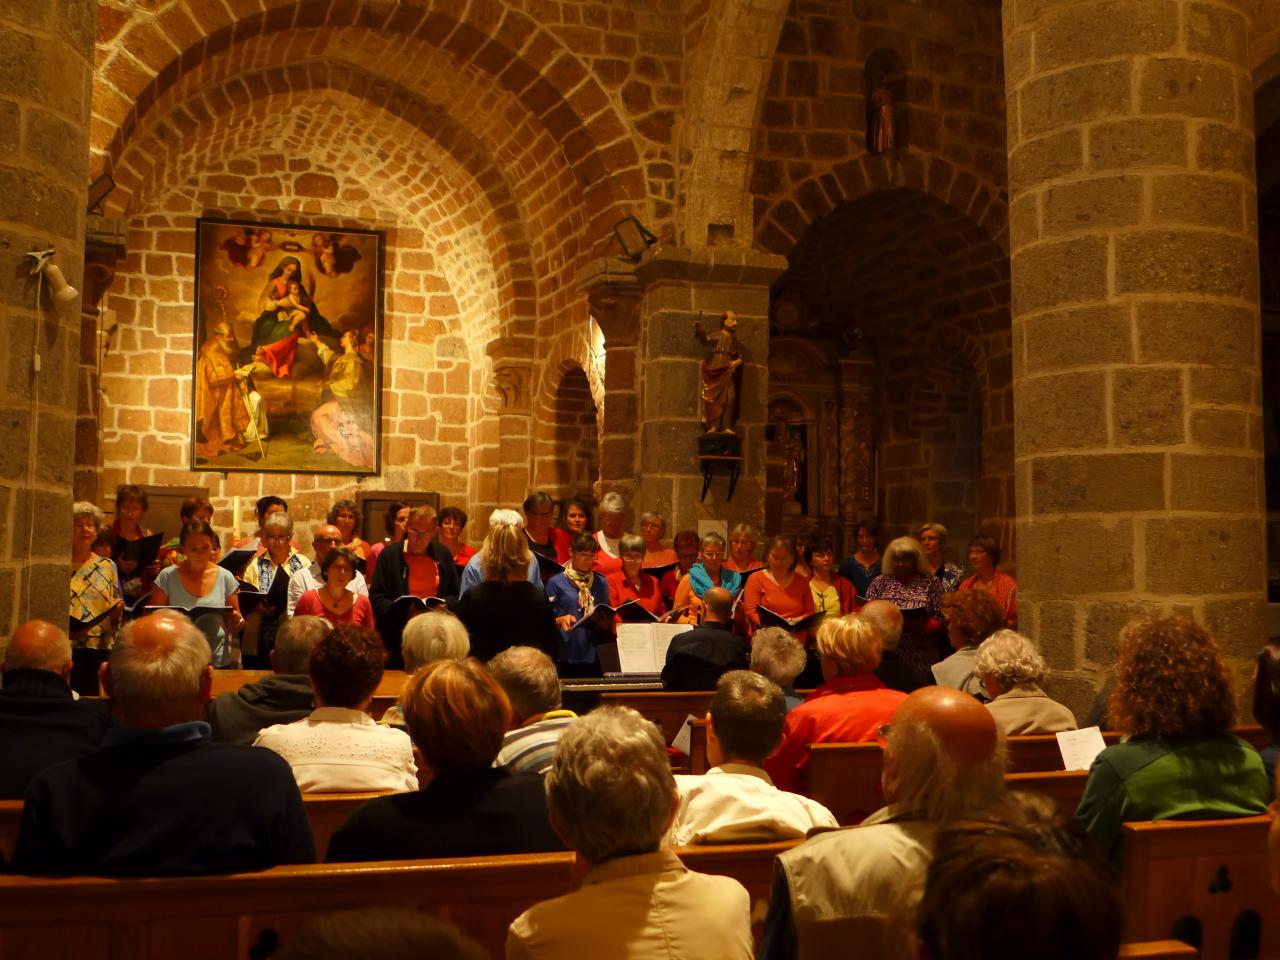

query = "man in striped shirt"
488;646;577;774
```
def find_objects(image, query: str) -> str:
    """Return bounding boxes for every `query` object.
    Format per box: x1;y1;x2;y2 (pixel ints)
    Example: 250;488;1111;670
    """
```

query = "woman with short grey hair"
750;626;807;712
592;492;628;576
378;610;472;730
507;706;753;957
69;500;123;694
975;630;1077;735
241;508;306;669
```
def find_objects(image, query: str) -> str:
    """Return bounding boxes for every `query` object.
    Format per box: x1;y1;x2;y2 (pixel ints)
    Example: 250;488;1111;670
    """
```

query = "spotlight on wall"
26;248;80;310
612;216;657;262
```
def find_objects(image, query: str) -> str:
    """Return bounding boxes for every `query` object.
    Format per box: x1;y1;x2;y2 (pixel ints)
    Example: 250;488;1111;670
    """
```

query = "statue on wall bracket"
694;310;744;434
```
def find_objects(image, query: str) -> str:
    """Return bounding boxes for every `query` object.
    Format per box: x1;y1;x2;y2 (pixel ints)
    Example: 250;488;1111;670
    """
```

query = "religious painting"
190;218;383;475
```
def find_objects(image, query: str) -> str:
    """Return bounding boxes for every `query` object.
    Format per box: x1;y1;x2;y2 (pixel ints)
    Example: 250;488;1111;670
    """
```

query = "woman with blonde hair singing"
455;521;560;662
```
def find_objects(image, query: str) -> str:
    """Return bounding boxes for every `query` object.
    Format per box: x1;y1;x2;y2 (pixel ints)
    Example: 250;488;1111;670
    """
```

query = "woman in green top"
1076;615;1271;864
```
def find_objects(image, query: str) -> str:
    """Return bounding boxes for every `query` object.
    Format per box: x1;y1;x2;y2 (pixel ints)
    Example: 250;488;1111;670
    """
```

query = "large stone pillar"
486;336;535;520
0;0;95;642
631;247;786;534
1004;0;1265;708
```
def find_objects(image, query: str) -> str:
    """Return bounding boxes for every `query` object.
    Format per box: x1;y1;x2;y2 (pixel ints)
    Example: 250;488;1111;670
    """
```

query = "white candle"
232;496;241;540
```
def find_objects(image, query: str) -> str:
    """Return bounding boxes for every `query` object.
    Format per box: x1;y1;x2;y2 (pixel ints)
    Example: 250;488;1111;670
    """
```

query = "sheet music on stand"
615;622;692;674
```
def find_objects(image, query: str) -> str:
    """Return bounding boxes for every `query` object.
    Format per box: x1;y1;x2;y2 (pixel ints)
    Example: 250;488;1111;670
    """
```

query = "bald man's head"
703;587;733;622
4;620;72;678
882;686;1005;820
858;601;904;652
313;523;342;563
104;612;212;726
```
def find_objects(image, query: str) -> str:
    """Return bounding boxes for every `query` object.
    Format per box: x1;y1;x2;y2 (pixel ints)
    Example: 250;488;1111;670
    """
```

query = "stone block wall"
97;161;477;538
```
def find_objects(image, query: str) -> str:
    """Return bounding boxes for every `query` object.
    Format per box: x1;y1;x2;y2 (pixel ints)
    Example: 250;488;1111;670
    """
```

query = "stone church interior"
1;0;1280;957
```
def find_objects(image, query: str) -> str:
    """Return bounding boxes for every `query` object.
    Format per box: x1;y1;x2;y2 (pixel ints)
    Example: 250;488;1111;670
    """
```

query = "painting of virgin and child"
191;218;383;474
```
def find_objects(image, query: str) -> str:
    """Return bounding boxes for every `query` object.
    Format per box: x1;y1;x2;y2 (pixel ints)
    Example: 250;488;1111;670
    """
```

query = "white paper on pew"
671;714;698;755
615;622;692;674
1056;725;1106;771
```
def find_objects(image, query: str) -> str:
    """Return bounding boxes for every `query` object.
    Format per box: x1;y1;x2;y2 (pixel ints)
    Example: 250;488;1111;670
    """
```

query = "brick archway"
532;353;602;502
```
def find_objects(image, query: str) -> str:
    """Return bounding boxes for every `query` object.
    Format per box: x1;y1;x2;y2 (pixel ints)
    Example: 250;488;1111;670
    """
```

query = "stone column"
0;0;95;642
483;336;535;533
631;246;786;534
579;261;643;512
76;219;127;504
1004;0;1264;708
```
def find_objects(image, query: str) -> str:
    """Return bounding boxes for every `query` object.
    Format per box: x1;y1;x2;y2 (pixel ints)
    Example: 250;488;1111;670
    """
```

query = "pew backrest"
600;691;715;742
0;840;797;960
1118;941;1199;959
805;742;885;826
302;792;393;859
1003;769;1090;812
1120;815;1278;960
0;800;19;866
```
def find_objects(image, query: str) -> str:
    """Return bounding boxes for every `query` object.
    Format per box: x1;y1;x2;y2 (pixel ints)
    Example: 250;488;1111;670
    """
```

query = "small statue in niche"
694;310;745;434
870;84;895;154
779;421;806;501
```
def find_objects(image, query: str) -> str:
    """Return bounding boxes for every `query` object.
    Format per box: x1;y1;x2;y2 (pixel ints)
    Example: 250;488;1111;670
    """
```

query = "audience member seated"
838;518;882;599
606;533;668;622
149;520;244;669
379;609;471;730
864;536;945;687
287;522;369;617
0;620;113;799
764;615;908;792
723;522;760;574
459;509;540;595
278;908;486;960
1076;615;1271;864
916;792;1122;960
759;687;1006;960
661;587;748;691
805;538;859;622
1271;767;1280;897
14;611;313;875
457;522;561;661
364;499;409;581
546;533;613;678
328;498;370;559
639;511;677;567
327;659;563;861
254;624;415;793
959;534;1017;629
69;500;123;695
741;536;816;642
490;646;577;774
371;505;461;669
976;629;1076;735
157;495;213;568
293;546;376;628
591;491;629;577
670;671;837;844
523;491;572;563
206;615;327;745
933;590;1005;698
506;706;752;960
860;600;921;694
918;521;964;593
671;532;740;624
1254;639;1280;782
437;505;476;570
751;626;808;712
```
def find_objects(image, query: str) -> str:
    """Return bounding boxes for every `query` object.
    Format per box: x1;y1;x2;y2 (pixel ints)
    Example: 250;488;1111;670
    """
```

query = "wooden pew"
806;744;1092;826
0;841;797;960
1004;769;1090;811
1119;941;1199;959
0;800;20;866
302;793;391;859
1120;815;1278;960
206;669;408;721
689;717;710;774
600;690;714;742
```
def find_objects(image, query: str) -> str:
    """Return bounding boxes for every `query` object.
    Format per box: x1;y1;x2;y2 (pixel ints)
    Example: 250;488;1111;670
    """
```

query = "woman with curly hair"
1253;640;1280;782
932;590;1006;698
864;537;946;685
1075;615;1271;864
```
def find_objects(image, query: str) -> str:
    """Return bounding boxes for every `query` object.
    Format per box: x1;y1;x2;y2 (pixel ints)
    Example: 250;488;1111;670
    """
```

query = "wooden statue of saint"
871;85;895;154
694;310;745;434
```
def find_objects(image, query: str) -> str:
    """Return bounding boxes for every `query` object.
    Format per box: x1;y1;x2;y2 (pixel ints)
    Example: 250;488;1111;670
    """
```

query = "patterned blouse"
864;573;946;682
70;555;120;650
933;562;965;593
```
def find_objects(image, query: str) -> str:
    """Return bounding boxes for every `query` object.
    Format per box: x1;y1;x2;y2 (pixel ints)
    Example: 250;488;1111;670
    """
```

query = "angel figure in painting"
220;227;274;270
694;310;745;434
311;232;361;278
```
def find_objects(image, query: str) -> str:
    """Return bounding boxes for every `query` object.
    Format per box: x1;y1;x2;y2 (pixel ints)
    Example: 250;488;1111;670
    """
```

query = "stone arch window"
549;364;600;503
